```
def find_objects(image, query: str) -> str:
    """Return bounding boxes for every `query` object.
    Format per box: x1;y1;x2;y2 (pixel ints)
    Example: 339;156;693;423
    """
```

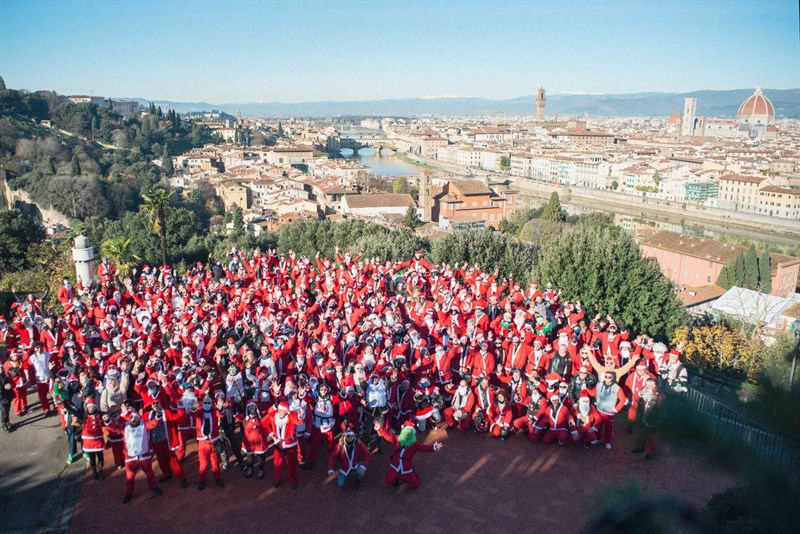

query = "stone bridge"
326;133;397;156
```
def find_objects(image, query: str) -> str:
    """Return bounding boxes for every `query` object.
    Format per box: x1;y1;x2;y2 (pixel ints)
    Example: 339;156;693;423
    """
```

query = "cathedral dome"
737;85;774;119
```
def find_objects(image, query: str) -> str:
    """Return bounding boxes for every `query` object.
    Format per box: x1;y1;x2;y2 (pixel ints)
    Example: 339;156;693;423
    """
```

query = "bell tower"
535;87;546;121
419;170;433;223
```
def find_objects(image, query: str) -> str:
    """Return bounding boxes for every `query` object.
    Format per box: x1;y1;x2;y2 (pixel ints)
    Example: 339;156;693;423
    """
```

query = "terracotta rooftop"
449;179;491;196
718;174;765;185
760;186;800;196
344;193;415;209
638;229;740;263
678;284;727;307
640;228;799;275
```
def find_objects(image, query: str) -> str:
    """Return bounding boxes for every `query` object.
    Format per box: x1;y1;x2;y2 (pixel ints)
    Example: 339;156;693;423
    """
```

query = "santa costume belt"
125;454;152;463
391;464;414;474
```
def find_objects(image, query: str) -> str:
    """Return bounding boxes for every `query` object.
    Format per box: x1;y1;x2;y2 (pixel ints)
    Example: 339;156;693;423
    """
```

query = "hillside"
119;88;800;118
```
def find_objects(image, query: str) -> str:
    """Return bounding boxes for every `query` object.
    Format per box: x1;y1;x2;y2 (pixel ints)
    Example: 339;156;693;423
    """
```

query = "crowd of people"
0;247;689;502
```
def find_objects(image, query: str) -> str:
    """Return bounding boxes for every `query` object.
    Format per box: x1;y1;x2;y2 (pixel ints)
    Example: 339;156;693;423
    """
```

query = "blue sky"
0;0;797;102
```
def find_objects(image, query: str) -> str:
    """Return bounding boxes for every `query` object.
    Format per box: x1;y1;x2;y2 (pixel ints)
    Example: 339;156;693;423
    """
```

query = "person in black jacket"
0;366;15;432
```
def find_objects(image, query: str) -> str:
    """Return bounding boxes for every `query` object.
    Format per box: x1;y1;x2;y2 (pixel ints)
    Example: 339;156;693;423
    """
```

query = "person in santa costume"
189;395;225;490
104;407;163;503
28;342;54;416
265;400;305;489
631;377;663;460
443;378;474;431
374;419;442;489
572;392;602;446
241;401;270;479
488;390;514;439
147;400;188;488
308;382;337;469
512;387;544;442
80;400;106;479
532;392;577;446
594;370;627;449
412;376;442;432
328;424;371;490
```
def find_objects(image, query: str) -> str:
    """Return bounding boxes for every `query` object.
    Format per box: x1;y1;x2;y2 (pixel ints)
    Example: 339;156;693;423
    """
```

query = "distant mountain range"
120;88;800;118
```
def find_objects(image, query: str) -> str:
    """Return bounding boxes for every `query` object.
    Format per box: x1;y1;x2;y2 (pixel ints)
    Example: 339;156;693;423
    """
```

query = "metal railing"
683;386;799;484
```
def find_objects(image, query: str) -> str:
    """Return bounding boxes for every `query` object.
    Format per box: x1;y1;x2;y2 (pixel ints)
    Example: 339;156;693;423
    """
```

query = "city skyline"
0;0;798;103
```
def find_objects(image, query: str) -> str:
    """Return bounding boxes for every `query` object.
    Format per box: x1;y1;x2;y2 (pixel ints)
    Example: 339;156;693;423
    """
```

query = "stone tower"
419;170;433;223
535;87;546;121
681;97;697;137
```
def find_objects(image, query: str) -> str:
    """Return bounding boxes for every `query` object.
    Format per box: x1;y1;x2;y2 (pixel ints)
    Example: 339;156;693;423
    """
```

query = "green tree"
717;261;732;290
743;244;759;289
610;180;619;190
392;177;410;194
230;206;245;238
403;205;421;229
533;223;686;339
758;252;772;293
0;209;45;273
429;230;539;284
540;191;566;222
161;145;174;177
498;154;511;172
100;237;139;280
70;154;81;176
733;252;745;287
277;121;284;137
141;187;175;267
46;156;56;175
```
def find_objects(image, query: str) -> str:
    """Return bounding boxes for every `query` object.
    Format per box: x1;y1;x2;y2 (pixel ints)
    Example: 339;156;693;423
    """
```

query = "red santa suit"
488;399;514;438
443;385;475;430
147;407;186;482
624;366;655;422
80;411;105;453
191;405;223;483
376;424;438;489
241;412;270;455
532;396;576;445
265;403;304;486
328;439;371;478
106;414;160;498
573;396;602;445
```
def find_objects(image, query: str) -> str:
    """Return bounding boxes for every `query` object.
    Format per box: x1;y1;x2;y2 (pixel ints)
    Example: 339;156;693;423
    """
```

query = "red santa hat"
402;419;416;428
545;373;562;385
548;392;559;401
580;390;592;400
278;401;289;412
636;360;647;369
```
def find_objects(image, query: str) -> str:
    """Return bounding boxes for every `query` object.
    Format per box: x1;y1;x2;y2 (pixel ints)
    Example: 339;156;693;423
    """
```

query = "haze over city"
1;0;798;103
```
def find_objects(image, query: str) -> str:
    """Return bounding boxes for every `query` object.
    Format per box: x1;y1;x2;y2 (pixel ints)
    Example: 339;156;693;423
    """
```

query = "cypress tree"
717;262;732;289
541;192;566;222
70;155;81;176
733;251;745;287
758;252;772;293
162;145;174;177
47;156;56;175
743;244;759;289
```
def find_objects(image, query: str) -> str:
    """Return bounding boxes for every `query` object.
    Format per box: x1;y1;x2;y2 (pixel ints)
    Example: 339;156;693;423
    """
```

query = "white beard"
579;403;590;416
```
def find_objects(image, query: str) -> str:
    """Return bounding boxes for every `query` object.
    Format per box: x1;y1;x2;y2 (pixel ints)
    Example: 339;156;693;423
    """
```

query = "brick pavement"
69;419;737;534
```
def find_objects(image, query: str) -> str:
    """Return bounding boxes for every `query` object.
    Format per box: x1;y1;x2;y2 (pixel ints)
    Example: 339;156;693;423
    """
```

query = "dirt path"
69;422;737;534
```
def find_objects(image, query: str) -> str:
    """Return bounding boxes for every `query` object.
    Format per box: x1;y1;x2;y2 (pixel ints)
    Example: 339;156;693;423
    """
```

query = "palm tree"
141;188;174;267
100;237;140;281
